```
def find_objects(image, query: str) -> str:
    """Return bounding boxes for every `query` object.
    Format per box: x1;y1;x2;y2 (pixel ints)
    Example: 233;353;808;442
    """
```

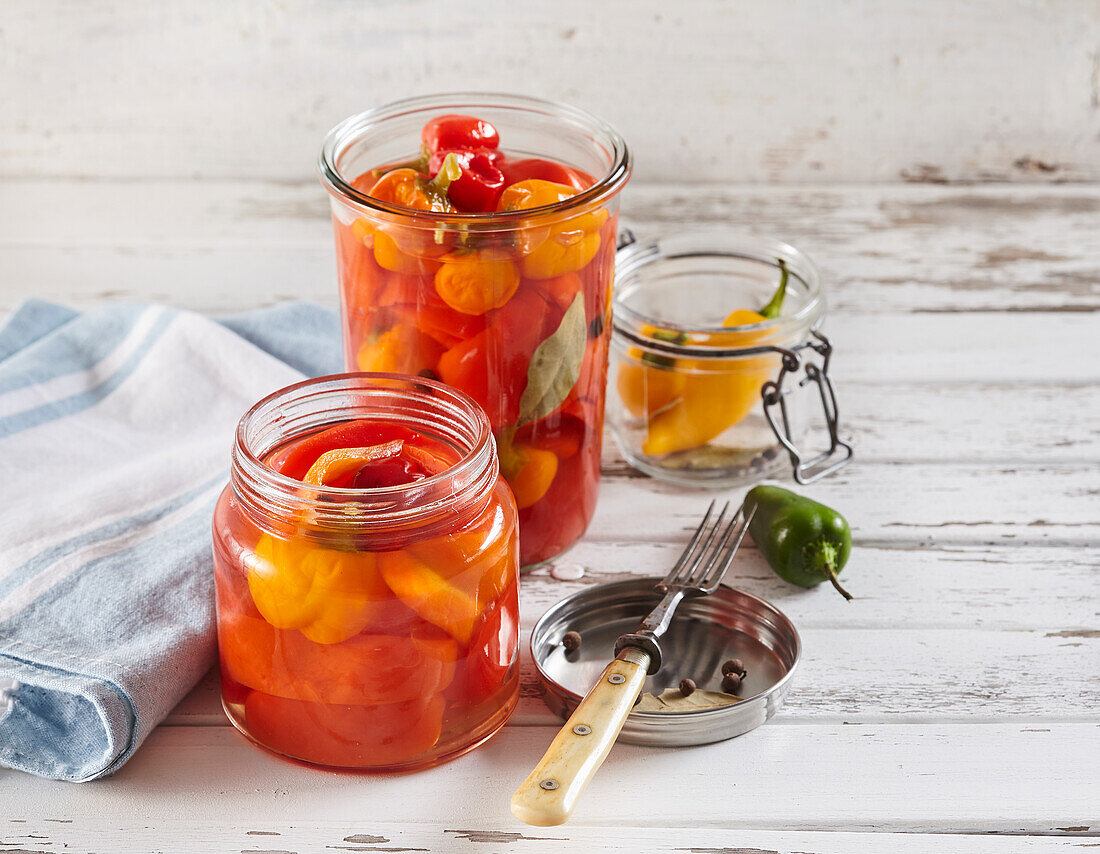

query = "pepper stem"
803;535;854;601
759;259;789;320
428;152;463;195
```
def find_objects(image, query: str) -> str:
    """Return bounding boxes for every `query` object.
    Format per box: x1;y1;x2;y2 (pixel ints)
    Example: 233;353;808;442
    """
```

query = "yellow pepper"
245;443;410;645
434;249;520;315
246;535;390;645
497;179;608;280
626;263;789;457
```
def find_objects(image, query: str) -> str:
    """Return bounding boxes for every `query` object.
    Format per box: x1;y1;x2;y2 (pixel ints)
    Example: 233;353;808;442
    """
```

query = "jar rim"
318;92;631;227
612;233;826;359
231;372;498;535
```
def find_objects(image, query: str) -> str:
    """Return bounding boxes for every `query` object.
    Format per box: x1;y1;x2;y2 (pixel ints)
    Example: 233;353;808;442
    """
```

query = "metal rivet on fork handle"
572;724;592;736
607;673;626;685
539;779;559;791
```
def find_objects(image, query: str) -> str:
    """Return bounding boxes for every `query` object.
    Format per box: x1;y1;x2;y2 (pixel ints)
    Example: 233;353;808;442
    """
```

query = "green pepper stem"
804;535;854;601
759;259;789;320
429;152;463;194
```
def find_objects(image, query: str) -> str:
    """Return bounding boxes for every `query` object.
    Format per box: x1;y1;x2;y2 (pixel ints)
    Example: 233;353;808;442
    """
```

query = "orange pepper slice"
377;550;480;645
302;440;404;486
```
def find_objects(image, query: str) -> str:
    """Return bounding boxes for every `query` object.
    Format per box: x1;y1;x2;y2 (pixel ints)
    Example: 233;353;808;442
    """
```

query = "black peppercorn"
721;673;742;694
417;368;440;381
678;678;696;697
721;658;746;678
588;315;605;339
562;631;582;652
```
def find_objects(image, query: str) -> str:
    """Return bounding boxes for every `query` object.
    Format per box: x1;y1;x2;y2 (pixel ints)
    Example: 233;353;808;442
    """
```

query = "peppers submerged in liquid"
336;113;613;566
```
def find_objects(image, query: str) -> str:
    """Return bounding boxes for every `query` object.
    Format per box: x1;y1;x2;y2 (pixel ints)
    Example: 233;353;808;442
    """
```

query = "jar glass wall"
212;374;520;772
320;94;631;566
609;234;828;487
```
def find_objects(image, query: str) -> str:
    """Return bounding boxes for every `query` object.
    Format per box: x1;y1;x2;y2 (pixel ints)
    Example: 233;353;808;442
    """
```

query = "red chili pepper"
500;157;590;191
429;148;506;212
421;114;500;154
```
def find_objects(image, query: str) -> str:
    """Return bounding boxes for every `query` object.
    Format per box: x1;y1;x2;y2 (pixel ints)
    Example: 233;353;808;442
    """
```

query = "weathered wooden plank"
3;723;1095;834
591;463;1100;546
166;540;1100;727
3;1;1100;183
3;182;1099;313
0;820;1090;854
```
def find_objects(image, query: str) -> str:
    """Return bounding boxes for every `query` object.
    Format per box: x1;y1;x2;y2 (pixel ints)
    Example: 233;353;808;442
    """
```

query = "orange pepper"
366;155;462;275
406;491;517;610
366;157;459;213
301;440;404;486
497;430;558;510
433;249;520;315
356;324;444;374
377;550;480;645
497;179;608;279
372;228;443;276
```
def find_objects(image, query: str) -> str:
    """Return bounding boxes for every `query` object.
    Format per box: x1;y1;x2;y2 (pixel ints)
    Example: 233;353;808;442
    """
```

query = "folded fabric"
0;300;339;781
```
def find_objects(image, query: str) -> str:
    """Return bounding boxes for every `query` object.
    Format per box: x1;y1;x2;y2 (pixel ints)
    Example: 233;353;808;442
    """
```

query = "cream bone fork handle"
511;500;755;827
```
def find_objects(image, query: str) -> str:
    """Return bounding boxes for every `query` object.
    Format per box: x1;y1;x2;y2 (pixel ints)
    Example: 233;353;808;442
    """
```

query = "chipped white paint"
2;1;1100;183
1;178;1098;847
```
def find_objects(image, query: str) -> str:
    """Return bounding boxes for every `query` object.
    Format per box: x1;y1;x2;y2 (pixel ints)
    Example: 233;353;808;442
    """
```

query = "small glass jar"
211;374;520;772
608;233;852;487
319;93;631;567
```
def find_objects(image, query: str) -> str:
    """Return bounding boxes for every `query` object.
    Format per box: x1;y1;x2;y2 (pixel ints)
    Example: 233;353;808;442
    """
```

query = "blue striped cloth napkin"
0;300;339;781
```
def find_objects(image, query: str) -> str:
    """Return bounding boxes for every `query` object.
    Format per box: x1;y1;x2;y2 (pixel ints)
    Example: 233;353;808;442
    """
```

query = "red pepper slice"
421;114;500;154
500;157;591;191
244;690;447;768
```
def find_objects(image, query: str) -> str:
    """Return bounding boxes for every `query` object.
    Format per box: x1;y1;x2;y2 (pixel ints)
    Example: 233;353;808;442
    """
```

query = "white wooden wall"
2;0;1099;185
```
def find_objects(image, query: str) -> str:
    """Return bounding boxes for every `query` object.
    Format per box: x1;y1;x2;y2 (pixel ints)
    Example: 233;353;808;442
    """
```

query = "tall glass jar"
319;94;631;566
212;374;520;772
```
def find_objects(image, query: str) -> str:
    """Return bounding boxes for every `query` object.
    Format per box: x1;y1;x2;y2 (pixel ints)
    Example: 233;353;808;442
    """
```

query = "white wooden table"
0;177;1097;851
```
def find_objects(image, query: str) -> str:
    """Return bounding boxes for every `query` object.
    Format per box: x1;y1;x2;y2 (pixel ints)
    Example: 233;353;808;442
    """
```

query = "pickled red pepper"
215;417;520;768
335;113;615;565
618;261;790;456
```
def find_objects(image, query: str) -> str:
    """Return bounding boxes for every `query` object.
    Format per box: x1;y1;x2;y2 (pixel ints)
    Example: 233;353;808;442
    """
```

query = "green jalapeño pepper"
743;485;853;601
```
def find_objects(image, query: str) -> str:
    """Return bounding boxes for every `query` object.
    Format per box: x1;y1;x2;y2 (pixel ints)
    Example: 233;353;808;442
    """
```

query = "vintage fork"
511;501;755;827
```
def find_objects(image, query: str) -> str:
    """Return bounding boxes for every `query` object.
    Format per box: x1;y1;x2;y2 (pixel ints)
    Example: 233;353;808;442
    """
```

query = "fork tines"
661;500;755;594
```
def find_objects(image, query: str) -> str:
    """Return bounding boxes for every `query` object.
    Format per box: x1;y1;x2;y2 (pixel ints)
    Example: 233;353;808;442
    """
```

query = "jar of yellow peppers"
608;233;853;487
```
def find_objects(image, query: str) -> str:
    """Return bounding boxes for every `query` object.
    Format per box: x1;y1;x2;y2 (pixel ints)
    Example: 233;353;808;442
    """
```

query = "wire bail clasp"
761;331;853;484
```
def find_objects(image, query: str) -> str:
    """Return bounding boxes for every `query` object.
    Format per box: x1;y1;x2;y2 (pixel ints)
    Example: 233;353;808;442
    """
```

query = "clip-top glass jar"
212;373;520;772
608;232;853;487
319;94;631;567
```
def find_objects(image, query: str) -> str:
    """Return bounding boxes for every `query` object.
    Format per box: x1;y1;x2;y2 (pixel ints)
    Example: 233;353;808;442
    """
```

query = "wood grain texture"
3;1;1100;183
2;723;1096;835
0;822;1092;854
4;181;1100;314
